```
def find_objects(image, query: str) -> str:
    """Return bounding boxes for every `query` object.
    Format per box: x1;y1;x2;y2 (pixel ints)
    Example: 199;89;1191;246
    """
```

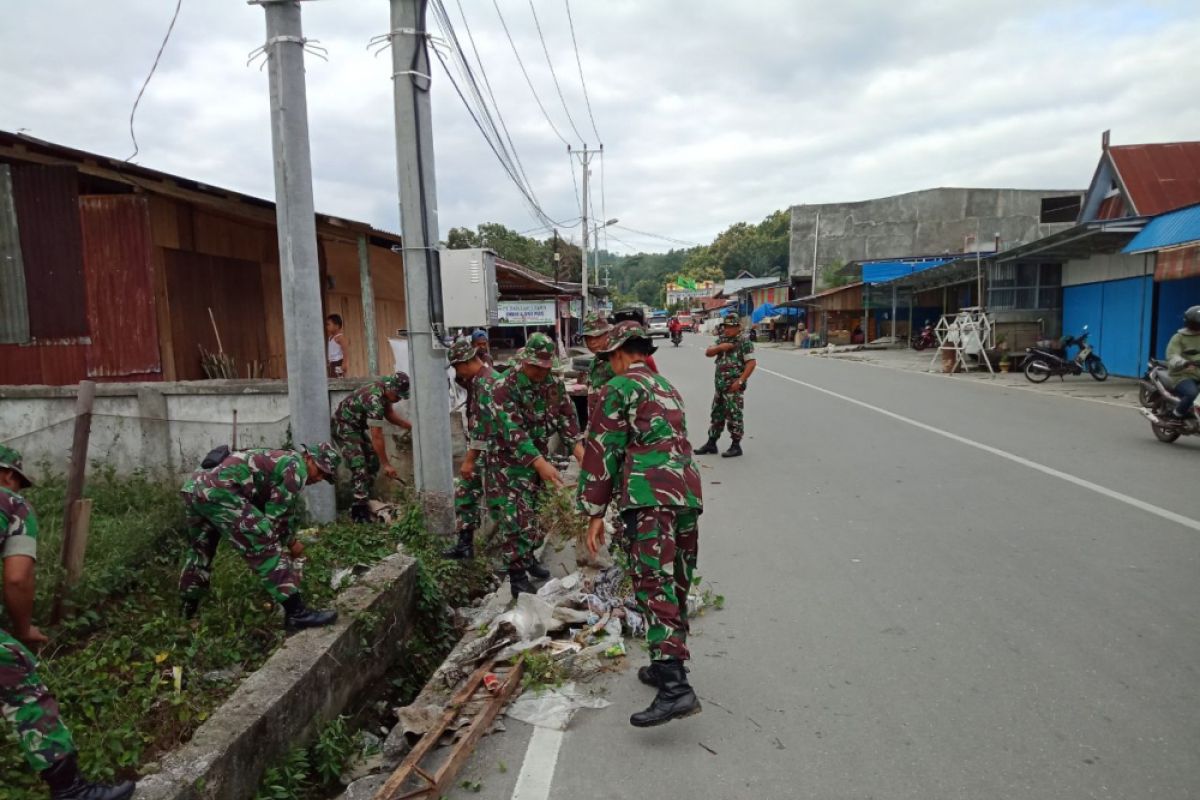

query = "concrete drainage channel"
134;552;418;800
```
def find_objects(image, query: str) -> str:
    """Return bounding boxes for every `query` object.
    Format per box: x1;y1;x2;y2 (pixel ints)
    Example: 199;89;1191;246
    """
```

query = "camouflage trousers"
707;386;745;441
1;629;75;772
485;469;543;573
620;507;699;662
333;424;378;504
178;486;299;605
453;454;490;533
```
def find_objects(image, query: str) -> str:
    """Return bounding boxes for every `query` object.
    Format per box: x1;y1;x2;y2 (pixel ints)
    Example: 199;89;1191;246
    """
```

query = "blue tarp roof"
861;259;952;285
1123;203;1200;253
750;303;802;324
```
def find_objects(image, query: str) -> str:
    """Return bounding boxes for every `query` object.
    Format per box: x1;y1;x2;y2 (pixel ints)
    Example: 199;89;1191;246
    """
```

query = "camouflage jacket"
474;370;547;471
183;449;308;529
462;367;503;452
333;381;405;432
586;357;616;419
533;374;582;447
0;487;39;561
577;363;703;516
713;333;755;388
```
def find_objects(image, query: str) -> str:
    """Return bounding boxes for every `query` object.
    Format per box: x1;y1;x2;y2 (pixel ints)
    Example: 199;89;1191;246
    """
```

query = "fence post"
52;380;96;623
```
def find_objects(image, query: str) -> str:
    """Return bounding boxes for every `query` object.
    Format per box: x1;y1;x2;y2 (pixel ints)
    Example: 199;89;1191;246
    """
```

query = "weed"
459;779;483;793
520;651;567;691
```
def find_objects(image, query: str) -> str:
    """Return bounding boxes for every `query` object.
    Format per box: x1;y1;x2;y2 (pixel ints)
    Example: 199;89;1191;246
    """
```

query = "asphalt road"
443;337;1200;800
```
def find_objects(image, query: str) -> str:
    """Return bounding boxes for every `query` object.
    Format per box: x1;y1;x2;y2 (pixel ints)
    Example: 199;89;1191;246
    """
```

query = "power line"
493;0;571;147
126;0;184;161
611;224;703;248
528;0;586;145
564;0;601;143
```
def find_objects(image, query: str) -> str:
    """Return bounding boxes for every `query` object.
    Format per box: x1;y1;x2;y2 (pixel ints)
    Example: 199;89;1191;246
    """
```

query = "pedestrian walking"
325;314;347;378
0;445;136;799
577;321;704;727
443;338;501;560
695;312;756;458
331;373;413;522
178;444;339;630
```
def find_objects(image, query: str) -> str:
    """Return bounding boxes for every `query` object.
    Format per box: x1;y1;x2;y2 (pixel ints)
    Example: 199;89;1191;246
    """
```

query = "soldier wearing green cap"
521;333;584;464
443;338;502;560
0;445;136;799
178;444;339;630
576;321;704;727
581;312;616;421
331;372;413;522
695;311;756;458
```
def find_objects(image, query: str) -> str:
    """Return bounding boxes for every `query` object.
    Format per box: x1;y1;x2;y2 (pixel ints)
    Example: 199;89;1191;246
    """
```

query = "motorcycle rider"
1158;306;1200;424
668;316;683;344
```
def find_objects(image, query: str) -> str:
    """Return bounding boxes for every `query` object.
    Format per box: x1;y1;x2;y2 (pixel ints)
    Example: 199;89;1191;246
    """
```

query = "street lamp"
584;218;618;310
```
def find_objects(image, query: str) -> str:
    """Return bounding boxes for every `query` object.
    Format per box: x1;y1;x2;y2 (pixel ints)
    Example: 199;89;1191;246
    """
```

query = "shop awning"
862;259;952;284
1123;203;1200;254
750;303;803;324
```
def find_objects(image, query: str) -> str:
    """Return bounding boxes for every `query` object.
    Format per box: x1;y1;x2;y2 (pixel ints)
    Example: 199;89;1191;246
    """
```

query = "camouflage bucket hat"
581;311;613;338
302;442;340;482
723;312;741;326
0;444;34;488
520;332;559;369
447;337;478;365
599;320;656;354
381;372;411;396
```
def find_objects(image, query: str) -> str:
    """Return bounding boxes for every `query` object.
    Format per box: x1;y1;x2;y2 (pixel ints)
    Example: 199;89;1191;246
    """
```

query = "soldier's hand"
18;626;49;647
534;458;564;488
586;516;606;557
729;379;744;393
572;442;585;464
459;459;475;480
383;464;400;481
289;540;306;558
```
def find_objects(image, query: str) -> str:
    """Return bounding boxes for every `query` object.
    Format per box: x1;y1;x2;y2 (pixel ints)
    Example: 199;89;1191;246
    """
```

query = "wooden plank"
429;660;524;795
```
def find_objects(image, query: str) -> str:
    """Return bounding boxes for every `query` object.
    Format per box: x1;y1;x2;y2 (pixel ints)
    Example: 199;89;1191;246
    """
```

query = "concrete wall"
789;188;1081;280
1062;252;1153;286
0;379;437;480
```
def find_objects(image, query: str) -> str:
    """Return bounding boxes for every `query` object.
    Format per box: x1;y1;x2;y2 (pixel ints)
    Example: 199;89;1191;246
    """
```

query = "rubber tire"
911;339;928;352
1087;359;1109;382
1139;385;1158;408
1024;358;1052;383
1152;422;1181;443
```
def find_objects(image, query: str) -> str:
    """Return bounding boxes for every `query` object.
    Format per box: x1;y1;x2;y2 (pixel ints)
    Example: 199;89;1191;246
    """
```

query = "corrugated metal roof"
1123;203;1200;253
0;165;29;344
862;259;952;285
720;277;780;294
1109;142;1200;217
79;196;162;378
1155;244;1200;281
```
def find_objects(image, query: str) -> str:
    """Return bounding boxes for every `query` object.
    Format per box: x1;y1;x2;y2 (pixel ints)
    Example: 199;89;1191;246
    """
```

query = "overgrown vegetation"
0;471;446;800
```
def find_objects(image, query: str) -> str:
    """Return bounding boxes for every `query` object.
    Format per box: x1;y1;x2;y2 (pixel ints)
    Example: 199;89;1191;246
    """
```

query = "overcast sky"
2;1;1198;253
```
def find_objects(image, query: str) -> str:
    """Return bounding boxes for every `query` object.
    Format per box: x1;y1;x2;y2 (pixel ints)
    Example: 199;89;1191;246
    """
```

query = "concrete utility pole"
389;0;455;533
255;0;333;521
570;145;603;309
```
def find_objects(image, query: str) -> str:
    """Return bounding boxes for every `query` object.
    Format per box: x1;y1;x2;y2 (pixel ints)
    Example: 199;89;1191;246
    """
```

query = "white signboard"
498;300;556;326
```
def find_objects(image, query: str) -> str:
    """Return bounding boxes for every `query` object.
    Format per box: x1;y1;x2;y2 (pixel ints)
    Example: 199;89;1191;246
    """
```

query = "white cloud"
2;0;1198;255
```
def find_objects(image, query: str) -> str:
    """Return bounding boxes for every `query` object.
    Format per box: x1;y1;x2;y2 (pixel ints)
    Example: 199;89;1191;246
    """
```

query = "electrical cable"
493;0;571;147
125;0;184;162
408;0;446;327
528;0;585;145
564;0;601;144
611;224;703;248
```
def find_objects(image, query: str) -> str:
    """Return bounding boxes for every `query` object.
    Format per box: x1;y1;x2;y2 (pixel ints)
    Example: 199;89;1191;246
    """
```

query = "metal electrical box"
439;247;499;329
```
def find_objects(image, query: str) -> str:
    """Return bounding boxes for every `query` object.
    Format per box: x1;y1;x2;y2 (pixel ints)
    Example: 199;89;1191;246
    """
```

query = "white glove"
1169;355;1189;369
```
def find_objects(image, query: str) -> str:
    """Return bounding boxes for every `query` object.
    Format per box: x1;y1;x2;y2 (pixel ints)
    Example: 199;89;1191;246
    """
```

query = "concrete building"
789;187;1081;285
665;280;718;309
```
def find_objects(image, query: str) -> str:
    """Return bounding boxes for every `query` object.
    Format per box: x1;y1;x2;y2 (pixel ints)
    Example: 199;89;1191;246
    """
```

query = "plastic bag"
505;682;611;730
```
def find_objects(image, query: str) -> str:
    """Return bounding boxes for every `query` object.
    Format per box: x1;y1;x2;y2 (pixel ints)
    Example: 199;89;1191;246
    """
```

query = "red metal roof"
1109;142;1200;217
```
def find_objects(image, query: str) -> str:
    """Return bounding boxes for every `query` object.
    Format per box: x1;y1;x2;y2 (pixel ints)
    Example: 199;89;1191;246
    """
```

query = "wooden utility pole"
52;380;96;622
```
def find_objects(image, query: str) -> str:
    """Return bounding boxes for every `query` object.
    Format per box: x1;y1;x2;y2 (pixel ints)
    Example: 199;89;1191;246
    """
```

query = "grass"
0;471;451;800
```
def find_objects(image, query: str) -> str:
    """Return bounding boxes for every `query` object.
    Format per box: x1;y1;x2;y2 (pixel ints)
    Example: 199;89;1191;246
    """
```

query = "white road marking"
510;726;564;800
759;365;1200;533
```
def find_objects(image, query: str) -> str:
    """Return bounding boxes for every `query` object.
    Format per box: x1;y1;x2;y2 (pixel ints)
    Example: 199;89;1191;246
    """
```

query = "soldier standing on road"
443;338;500;561
0;445;136;800
331;373;413;522
178;444;340;630
694;311;756;458
578;321;704;727
581;311;615;422
477;337;567;598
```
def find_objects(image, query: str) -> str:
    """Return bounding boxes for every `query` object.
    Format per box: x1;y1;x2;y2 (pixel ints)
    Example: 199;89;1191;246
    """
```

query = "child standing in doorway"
326;314;347;378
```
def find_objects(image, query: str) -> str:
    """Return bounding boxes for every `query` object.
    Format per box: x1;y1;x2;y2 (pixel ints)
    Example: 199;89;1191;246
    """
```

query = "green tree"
632;278;663;308
820;259;850;288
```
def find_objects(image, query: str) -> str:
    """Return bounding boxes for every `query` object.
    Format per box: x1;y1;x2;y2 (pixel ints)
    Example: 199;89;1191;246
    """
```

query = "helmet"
1185;306;1200;330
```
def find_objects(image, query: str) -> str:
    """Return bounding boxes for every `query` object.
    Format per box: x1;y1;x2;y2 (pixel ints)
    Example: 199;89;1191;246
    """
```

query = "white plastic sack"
505;682;611;730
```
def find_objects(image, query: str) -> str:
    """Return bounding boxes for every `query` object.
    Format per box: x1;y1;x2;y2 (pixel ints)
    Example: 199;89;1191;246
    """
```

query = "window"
988;262;1061;310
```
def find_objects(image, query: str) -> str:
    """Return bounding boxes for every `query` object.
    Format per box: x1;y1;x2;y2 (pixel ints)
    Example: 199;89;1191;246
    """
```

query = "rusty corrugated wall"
0;165;30;343
9;163;88;339
79;195;162;378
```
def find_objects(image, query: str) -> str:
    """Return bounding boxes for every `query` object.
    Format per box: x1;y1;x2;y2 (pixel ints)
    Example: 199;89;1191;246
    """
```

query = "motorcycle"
670;329;683;347
1140;354;1200;443
1139;358;1169;408
1023;327;1109;383
910;321;936;351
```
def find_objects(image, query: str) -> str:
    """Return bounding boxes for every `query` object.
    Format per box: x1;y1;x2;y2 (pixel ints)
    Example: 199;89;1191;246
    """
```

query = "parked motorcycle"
1023;327;1108;383
1140;354;1200;443
910;321;936;351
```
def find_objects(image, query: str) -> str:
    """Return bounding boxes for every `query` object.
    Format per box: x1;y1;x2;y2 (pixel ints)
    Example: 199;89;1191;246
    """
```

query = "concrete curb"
134;551;419;800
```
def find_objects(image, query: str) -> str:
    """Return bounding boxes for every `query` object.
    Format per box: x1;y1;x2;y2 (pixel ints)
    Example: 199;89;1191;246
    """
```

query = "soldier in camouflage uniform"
695;311;757;458
331;373;413;522
0;445;135;799
443;338;501;561
577;321;704;728
476;335;567;597
581;311;615;423
523;333;584;464
179;443;340;630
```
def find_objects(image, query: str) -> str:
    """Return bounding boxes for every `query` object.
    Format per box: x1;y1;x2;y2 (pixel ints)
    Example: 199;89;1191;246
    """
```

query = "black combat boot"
282;594;338;631
181;598;200;620
509;569;537;599
42;754;135;800
637;661;688;688
721;440;743;458
693;438;719;455
442;529;475;560
350;502;374;524
629;659;702;727
527;559;551;581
